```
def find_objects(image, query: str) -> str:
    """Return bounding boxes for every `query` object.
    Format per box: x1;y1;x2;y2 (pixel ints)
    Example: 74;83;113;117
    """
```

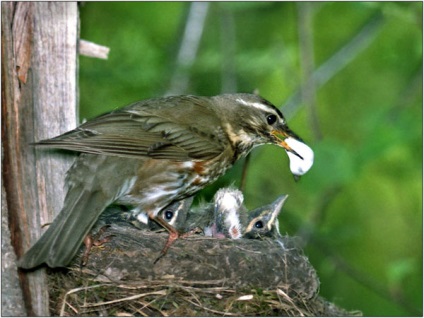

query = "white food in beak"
285;137;314;176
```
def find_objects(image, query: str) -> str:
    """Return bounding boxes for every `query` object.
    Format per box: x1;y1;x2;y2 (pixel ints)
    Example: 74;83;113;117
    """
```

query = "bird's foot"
180;226;203;238
153;227;202;264
154;230;179;264
81;226;114;266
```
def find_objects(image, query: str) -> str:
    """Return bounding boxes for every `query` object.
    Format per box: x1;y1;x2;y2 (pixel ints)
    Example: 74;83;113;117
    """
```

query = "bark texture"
1;2;78;315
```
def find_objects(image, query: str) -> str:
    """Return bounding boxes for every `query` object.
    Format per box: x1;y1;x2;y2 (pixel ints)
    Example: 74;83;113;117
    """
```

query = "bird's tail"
18;188;112;269
18;154;135;269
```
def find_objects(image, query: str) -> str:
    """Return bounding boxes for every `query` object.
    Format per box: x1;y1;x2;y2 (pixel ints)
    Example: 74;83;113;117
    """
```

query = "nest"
47;224;361;316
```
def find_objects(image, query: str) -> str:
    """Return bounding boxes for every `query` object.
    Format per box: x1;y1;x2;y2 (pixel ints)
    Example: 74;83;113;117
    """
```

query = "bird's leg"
151;214;201;263
152;215;180;264
81;235;94;267
152;208;203;263
81;225;114;266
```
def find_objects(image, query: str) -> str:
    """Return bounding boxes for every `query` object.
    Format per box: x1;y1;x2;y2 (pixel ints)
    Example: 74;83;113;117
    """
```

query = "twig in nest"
81;290;167;308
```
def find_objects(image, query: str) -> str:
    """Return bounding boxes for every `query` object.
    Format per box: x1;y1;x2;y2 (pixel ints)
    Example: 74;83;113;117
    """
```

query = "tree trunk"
1;2;78;315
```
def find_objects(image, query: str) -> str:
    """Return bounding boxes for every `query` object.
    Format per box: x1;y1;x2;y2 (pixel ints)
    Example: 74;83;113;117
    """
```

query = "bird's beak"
272;194;289;216
268;194;289;222
271;129;302;159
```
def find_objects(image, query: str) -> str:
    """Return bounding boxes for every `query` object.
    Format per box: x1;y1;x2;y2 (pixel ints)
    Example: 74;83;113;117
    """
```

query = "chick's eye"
255;220;264;228
164;210;174;220
266;114;277;125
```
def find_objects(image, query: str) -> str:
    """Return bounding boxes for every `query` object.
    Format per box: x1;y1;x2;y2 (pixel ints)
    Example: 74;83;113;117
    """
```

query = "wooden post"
1;2;78;315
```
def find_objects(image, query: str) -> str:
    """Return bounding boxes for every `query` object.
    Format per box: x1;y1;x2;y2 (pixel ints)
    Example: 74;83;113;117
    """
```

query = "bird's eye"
164;210;174;220
266;114;277;125
255;220;264;228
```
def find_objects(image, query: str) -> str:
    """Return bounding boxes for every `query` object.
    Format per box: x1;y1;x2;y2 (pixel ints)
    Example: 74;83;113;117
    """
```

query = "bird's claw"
153;227;202;264
80;226;114;267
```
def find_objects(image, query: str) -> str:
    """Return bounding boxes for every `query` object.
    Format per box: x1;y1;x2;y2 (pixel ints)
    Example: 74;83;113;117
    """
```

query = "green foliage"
79;2;422;316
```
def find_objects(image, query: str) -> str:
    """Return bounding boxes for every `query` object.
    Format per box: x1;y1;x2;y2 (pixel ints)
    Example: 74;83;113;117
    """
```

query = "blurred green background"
78;2;422;316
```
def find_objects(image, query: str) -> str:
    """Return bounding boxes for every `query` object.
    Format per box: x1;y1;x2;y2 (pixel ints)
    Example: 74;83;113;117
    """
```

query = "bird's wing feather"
35;96;227;160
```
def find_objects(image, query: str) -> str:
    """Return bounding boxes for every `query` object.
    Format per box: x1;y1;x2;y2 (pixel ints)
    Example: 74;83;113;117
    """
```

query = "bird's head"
149;197;193;232
212;93;314;178
213;187;245;239
242;194;288;239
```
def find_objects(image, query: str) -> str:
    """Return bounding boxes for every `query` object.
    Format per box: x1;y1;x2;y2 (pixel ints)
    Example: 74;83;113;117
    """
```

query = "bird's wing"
35;96;228;160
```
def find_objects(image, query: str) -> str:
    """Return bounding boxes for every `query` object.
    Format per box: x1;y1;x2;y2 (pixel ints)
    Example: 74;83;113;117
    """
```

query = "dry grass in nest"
48;271;360;316
46;225;361;316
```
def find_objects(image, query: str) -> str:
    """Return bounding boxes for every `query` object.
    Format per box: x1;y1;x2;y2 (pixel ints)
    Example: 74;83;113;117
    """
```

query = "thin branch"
297;2;322;141
239;153;251;193
166;2;210;96
78;39;110;60
220;8;237;93
282;13;384;119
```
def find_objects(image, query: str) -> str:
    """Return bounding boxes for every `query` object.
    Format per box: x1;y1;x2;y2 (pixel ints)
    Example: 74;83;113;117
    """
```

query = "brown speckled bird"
18;93;313;269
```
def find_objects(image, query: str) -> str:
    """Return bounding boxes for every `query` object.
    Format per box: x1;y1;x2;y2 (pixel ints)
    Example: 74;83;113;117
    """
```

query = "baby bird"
96;197;194;232
241;194;288;239
184;188;245;238
211;187;246;239
188;188;288;240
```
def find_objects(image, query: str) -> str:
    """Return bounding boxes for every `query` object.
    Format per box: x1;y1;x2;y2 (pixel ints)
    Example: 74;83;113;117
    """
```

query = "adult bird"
19;93;313;269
